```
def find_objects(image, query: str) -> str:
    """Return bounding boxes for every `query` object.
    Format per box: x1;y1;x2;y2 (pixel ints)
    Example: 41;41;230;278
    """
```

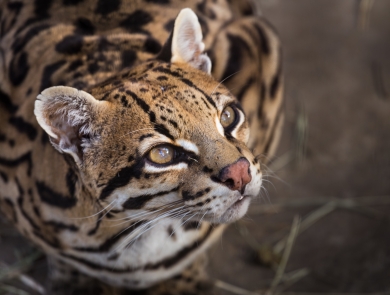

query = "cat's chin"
213;196;252;224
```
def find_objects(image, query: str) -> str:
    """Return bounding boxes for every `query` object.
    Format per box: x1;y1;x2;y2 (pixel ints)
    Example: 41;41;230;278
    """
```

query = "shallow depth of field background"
1;0;390;294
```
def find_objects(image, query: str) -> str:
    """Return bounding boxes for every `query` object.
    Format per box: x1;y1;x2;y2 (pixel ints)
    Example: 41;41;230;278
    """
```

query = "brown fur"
0;0;283;294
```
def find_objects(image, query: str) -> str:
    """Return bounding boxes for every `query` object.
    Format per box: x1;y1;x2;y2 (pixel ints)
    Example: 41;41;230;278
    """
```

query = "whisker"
210;70;242;97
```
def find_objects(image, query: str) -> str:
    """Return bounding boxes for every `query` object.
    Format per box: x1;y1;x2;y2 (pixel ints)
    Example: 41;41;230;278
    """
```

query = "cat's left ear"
156;8;211;74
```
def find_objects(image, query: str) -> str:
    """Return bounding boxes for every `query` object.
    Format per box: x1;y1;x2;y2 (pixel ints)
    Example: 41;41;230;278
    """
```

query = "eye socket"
220;106;236;128
148;145;174;164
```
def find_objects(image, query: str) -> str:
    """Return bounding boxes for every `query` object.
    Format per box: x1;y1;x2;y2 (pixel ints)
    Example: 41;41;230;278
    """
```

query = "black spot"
8;139;15;147
182;188;209;201
0;171;8;183
270;73;280;99
121;96;129;107
66;168;78;197
88;62;99;74
183;221;200;231
36;181;77;208
95;0;121;15
258;82;266;118
202;166;213;173
41;133;49;145
9;52;30;86
26;88;32;96
34;0;54;18
55;35;84;55
237;76;255;102
97;37;114;51
63;0;84;5
236;146;242;154
139;134;154;141
144;37;162;54
168;120;178;128
9;117;37;140
152;66;217;109
40;60;66;91
120;10;152;33
100;92;110;100
254;23;270;55
164;19;175;32
68;59;83;72
121;50;137;68
221;34;252;84
167;225;176;239
157;76;168;81
74;17;95;35
0;88;18;113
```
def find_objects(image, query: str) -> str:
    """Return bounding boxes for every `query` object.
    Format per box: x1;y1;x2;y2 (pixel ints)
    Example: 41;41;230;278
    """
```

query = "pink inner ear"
49;114;84;160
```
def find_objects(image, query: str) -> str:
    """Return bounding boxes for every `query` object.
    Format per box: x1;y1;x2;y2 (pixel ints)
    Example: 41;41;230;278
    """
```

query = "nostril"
223;178;235;189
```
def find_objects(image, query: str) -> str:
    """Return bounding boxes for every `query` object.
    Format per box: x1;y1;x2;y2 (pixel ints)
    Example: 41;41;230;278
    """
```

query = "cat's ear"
34;86;108;165
156;8;211;74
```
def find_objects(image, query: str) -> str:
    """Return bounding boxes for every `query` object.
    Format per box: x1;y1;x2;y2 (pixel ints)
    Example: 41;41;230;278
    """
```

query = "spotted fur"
0;0;283;294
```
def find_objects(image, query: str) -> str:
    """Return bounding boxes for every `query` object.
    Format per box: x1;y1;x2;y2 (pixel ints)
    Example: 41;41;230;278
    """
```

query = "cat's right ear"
35;86;109;165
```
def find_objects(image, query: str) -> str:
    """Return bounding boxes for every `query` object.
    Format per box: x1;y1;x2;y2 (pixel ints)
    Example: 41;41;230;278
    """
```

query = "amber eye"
148;145;174;164
220;106;236;128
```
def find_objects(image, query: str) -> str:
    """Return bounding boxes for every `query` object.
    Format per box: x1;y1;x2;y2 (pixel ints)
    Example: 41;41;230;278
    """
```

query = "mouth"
215;195;251;223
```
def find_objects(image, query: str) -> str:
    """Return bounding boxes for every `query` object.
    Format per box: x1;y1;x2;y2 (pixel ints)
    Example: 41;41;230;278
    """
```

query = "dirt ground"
1;0;390;294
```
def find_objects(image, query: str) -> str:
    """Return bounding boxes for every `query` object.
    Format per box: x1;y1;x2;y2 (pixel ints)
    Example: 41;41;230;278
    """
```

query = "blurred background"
209;0;390;293
1;0;389;294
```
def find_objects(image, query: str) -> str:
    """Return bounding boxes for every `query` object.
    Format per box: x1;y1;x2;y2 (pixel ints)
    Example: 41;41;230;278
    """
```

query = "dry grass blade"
215;280;260;295
0;250;46;294
270;215;301;292
0;251;42;281
18;274;46;295
276;268;310;292
0;283;29;295
273;203;334;255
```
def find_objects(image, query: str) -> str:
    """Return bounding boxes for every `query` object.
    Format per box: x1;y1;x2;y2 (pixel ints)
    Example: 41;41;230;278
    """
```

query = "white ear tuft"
171;8;212;74
34;86;106;164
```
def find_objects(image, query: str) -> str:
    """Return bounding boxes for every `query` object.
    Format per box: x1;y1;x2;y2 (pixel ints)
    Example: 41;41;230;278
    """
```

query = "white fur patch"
176;139;199;154
231;109;245;138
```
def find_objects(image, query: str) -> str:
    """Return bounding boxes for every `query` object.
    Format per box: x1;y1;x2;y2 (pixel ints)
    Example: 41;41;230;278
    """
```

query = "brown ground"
1;0;390;294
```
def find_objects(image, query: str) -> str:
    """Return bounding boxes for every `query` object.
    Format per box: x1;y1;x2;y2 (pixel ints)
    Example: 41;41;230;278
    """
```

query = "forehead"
92;63;236;137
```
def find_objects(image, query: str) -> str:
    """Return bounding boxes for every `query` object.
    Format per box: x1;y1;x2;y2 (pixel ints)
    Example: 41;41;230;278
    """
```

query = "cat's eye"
220;106;236;128
148;145;174;164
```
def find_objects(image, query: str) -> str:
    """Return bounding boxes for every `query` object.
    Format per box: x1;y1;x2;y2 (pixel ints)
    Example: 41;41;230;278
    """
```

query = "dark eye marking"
122;185;180;210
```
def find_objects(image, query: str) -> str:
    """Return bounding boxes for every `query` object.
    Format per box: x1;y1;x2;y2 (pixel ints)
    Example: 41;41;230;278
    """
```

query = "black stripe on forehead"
152;66;217;110
125;89;175;140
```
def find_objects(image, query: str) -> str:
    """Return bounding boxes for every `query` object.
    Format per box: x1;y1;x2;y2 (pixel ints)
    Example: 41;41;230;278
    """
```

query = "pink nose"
214;158;252;194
